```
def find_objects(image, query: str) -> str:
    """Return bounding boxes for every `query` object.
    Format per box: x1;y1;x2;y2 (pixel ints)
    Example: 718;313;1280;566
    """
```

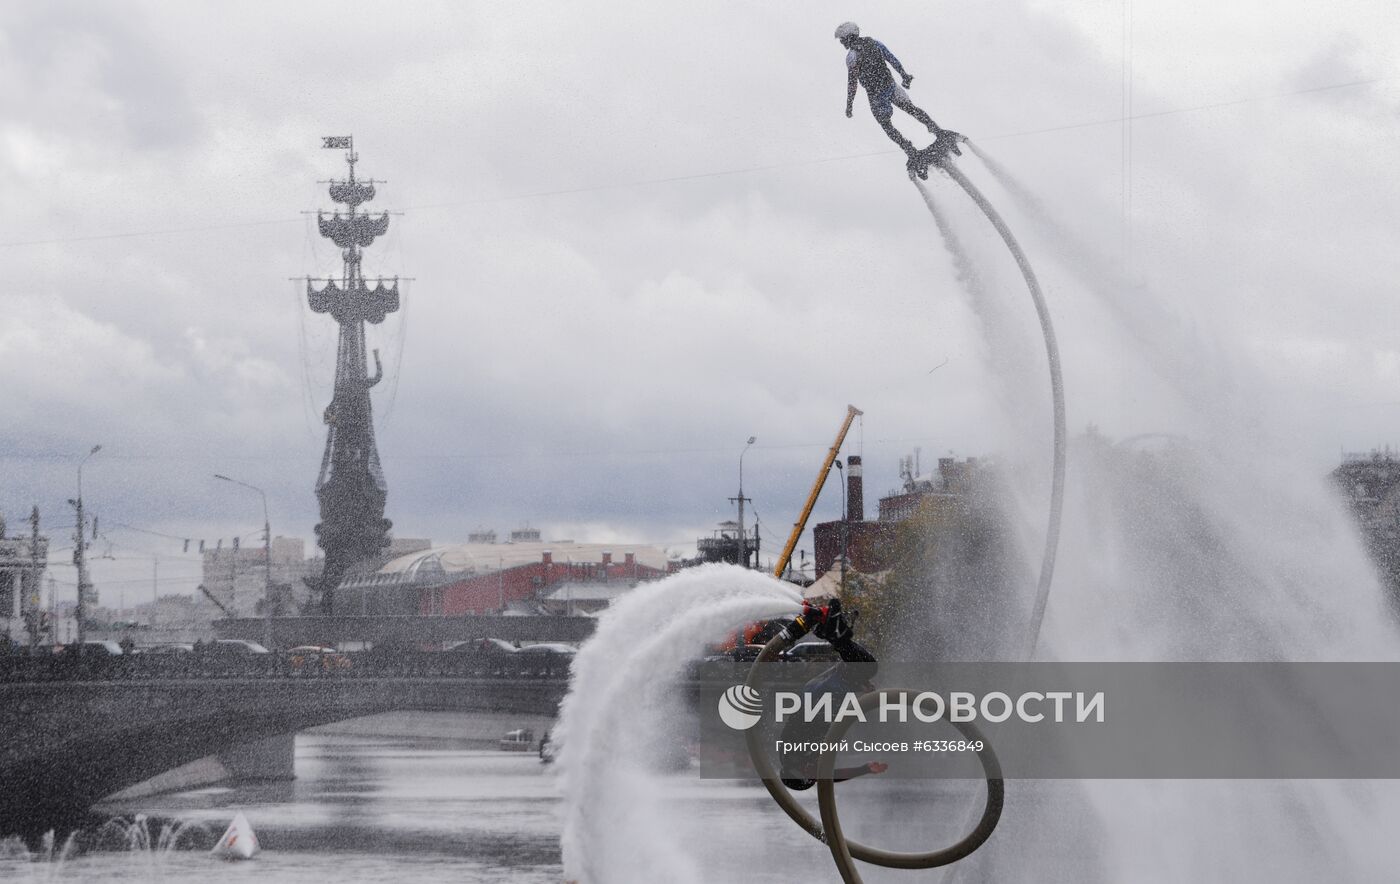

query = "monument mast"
305;136;399;614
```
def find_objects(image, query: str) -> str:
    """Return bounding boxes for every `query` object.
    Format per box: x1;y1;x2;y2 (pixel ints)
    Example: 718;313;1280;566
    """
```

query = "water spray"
743;139;1067;882
930;152;1066;660
557;566;804;882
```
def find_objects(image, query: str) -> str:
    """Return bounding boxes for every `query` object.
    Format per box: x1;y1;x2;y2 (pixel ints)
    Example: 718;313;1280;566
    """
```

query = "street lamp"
214;474;273;650
737;436;756;569
78;445;101;498
72;444;102;648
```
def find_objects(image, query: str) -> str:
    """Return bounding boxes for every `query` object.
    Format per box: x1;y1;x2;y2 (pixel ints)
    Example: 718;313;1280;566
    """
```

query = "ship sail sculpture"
304;136;400;614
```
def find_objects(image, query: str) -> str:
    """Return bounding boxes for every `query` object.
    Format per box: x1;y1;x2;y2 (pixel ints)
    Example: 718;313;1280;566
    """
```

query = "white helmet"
834;22;860;41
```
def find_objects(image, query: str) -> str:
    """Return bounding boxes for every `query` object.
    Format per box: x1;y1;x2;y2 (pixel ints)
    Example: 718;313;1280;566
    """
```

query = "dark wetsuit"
779;635;879;791
845;36;939;153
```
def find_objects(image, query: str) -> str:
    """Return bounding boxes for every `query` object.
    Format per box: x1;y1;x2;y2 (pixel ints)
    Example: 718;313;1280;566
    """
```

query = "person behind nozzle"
777;598;889;791
836;21;952;158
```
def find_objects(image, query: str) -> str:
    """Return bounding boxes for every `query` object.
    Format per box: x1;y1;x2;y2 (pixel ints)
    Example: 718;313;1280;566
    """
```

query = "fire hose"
743;634;1003;882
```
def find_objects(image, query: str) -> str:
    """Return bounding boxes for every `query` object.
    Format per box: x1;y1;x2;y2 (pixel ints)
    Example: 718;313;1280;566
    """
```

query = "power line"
0;435;951;463
980;75;1389;142
109;522;193;543
0;75;1385;251
0;216;299;249
48;574;202;587
101;521;268;558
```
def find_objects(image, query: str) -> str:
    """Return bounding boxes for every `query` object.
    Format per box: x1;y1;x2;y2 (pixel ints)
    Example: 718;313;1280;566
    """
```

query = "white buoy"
210;811;260;861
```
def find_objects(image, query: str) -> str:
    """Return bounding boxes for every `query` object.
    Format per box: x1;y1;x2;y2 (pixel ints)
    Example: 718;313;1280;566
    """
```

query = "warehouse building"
334;540;672;616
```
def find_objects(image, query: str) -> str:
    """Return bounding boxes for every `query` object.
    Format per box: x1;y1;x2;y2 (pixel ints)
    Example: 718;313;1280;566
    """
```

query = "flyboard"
210;811;260;861
906;129;967;181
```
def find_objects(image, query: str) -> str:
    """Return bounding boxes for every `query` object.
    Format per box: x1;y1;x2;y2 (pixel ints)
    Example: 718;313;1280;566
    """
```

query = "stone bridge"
0;654;570;837
212;614;598;648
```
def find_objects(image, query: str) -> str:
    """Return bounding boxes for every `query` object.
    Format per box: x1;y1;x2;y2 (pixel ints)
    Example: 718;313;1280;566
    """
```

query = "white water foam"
556;564;800;883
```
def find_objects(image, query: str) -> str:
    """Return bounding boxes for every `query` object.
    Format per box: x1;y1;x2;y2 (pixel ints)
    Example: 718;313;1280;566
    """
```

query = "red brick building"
813;455;979;575
334;542;671;617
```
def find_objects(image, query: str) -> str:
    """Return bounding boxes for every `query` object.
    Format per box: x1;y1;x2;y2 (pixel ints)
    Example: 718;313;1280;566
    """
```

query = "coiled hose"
743;635;1003;882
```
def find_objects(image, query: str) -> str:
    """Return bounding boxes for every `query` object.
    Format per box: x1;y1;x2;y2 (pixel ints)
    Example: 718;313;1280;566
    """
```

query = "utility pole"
730;436;756;568
151;555;159;630
264;522;271;631
26;506;42;647
71;444;102;649
73;490;87;647
47;575;57;647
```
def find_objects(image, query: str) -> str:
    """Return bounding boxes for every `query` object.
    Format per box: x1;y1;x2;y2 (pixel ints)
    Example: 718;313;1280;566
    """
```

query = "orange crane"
772;404;862;581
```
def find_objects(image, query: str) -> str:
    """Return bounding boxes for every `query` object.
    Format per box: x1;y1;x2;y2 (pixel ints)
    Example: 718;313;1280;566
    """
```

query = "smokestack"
846;455;864;522
542;550;553;566
602;551;612;566
624;552;635;566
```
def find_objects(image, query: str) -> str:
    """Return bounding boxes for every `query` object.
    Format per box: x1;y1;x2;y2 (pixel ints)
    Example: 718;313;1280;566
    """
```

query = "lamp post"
72;444;102;648
214;474;273;650
733;436;757;568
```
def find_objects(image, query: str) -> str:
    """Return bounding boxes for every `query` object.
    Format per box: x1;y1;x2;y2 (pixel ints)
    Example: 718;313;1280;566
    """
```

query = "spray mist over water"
556;565;801;883
916;177;1046;443
954;144;1397;657
915;170;1069;662
909;147;1400;881
967;140;1244;440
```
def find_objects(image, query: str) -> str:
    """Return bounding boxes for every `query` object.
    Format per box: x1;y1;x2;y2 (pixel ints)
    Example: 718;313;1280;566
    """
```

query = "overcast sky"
2;1;1398;602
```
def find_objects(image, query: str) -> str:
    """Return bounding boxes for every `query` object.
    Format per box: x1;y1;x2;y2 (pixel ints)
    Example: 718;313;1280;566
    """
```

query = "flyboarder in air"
777;598;889;790
835;21;964;179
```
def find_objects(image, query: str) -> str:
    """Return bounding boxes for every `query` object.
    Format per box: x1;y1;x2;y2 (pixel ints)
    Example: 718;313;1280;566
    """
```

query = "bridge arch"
1;662;566;838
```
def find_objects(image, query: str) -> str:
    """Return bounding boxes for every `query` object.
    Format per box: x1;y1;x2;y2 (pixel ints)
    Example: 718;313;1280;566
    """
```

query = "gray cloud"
3;1;1398;597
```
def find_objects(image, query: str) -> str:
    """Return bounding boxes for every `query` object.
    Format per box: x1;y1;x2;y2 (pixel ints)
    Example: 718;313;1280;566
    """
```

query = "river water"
0;726;880;883
0;723;1017;883
6;730;566;883
5;722;1380;881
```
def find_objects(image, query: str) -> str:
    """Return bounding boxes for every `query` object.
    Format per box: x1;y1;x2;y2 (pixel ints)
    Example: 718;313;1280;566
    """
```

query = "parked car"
516;643;577;656
286;645;351;672
205;639;270;655
68;640;125;657
449;638;520;655
142;643;195;655
510;642;575;675
499;728;535;752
